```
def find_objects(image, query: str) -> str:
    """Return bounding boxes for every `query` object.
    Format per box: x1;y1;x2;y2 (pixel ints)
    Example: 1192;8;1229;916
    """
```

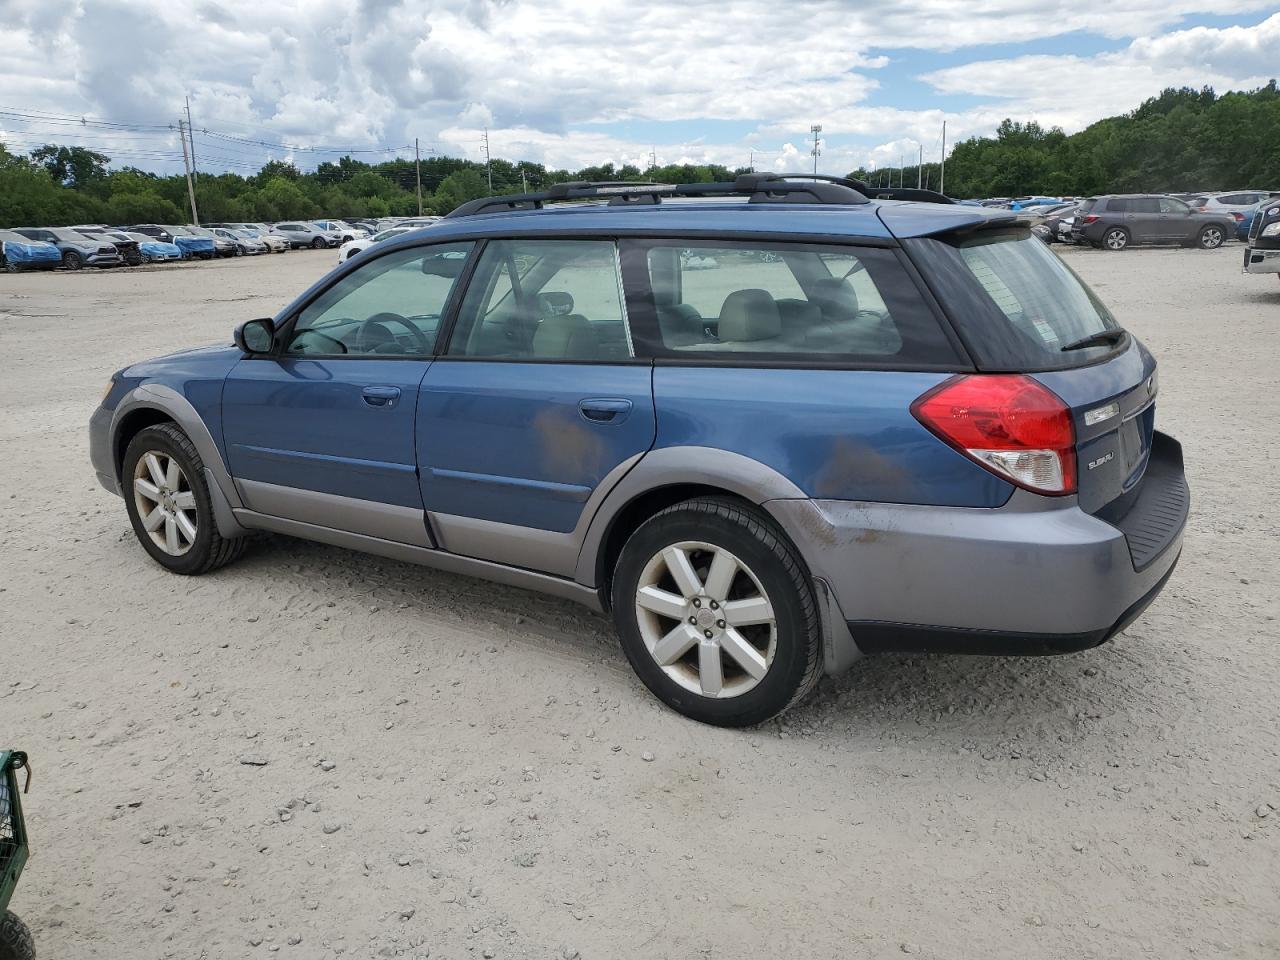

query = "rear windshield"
906;230;1123;371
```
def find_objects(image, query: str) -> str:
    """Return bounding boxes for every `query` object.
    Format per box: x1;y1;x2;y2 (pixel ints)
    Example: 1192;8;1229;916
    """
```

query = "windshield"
187;227;214;237
907;229;1122;370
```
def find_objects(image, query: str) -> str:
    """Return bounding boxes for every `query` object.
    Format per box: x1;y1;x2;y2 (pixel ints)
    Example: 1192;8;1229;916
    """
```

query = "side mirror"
234;318;276;355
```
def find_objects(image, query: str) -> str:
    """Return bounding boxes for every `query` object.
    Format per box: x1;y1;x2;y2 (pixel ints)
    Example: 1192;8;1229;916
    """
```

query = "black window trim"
619;235;975;373
435;236;646;366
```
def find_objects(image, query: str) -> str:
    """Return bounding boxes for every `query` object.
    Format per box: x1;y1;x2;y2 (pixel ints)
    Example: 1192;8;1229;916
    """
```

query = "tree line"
850;83;1280;198
2;83;1277;228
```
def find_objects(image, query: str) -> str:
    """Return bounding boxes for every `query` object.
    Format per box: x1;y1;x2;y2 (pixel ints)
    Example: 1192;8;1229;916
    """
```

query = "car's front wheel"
311;237;326;249
62;250;83;270
611;498;821;727
122;423;247;575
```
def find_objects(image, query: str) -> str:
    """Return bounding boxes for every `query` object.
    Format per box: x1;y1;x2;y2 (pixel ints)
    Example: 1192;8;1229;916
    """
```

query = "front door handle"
579;398;632;423
362;385;401;408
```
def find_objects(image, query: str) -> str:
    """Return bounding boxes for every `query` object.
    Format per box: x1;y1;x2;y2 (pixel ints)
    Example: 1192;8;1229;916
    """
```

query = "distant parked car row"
1024;193;1247;251
0;218;382;272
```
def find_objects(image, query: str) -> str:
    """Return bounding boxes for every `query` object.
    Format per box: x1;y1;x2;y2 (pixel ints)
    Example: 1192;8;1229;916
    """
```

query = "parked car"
243;229;288;253
182;226;236;258
395;217;442;230
1072;195;1233;250
336;226;414;263
89;173;1188;727
272;221;343;248
1035;204;1080;244
129;225;216;260
1242;194;1280;282
1191;191;1274;229
75;228;143;266
12;227;122;269
112;231;183;263
0;229;62;271
313;220;369;242
210;228;267;256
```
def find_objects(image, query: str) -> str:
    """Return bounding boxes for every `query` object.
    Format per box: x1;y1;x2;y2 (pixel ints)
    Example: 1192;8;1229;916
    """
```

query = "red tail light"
1081;214;1099;225
911;375;1077;495
1231;212;1245;222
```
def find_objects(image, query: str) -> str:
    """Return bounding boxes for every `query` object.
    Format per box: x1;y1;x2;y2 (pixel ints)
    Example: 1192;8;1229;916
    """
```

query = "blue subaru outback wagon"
89;174;1189;726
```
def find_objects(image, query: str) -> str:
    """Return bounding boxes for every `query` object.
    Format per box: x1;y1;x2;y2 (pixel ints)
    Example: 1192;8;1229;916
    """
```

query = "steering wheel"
354;312;431;354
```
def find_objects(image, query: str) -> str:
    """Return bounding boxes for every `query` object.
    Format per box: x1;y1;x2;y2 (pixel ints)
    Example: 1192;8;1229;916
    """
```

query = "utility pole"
185;96;197;181
940;120;947;196
521;168;528;193
649;147;657;173
178;119;199;225
918;143;923;189
748;149;755;173
414;137;423;215
481;128;492;190
810;125;822;174
899;154;904;188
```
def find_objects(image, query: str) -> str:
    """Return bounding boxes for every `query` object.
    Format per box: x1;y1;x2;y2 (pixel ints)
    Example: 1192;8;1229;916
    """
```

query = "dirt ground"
1;244;1277;960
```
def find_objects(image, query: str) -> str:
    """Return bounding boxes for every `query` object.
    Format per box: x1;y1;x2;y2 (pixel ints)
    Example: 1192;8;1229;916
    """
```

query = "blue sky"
0;2;1277;176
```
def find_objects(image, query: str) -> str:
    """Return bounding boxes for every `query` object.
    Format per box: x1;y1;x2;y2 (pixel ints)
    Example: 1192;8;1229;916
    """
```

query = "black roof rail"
445;172;871;219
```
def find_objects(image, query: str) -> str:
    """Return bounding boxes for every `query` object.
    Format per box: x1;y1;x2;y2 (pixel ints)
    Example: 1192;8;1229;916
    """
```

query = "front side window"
286;243;474;358
447;239;633;361
634;241;959;364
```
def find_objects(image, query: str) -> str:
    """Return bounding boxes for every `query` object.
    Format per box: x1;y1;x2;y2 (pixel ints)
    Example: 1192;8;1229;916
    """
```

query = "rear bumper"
767;432;1188;666
1243;246;1280;274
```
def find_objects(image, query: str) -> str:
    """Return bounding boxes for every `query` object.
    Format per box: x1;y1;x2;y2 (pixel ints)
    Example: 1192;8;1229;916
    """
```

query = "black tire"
4;262;19;273
62;250;83;270
1102;227;1129;251
122;423;247;575
0;911;35;960
311;237;326;249
1198;225;1225;249
610;497;821;727
124;251;142;267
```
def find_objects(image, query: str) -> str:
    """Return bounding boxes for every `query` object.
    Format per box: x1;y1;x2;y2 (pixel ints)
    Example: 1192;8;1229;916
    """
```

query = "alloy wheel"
132;451;198;556
633;541;777;699
1200;227;1224;249
1105;229;1128;250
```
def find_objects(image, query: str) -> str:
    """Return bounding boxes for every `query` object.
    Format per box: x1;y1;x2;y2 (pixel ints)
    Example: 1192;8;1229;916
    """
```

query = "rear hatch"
901;225;1186;564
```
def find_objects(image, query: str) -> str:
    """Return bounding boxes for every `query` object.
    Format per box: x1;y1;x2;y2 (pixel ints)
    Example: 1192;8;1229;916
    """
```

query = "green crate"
0;752;29;916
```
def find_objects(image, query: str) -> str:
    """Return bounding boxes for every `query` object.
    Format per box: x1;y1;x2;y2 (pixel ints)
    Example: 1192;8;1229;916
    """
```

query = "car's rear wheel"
122;423;247;575
62;250;83;270
611;497;821;727
1198;225;1225;249
1103;227;1129;251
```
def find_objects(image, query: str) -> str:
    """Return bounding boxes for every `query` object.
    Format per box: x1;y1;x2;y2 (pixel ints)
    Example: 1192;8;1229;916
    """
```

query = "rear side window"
906;230;1122;371
627;240;962;366
1105;198;1129;213
447;239;633;362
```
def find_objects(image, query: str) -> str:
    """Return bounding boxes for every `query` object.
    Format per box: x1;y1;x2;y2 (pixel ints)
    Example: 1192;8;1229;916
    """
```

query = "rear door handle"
362;385;401;407
579;398;632;423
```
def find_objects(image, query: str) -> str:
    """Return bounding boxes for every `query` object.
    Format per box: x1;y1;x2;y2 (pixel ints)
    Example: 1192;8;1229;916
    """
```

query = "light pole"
810;125;822;175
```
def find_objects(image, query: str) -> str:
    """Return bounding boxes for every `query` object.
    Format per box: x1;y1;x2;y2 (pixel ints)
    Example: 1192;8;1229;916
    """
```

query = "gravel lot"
1;244;1277;959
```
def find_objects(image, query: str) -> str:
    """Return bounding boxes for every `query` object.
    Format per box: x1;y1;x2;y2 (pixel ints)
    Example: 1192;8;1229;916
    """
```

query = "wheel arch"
109;384;247;535
575;446;808;604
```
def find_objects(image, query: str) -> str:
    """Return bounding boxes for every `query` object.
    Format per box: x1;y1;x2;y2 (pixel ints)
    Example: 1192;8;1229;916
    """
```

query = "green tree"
29;145;110;189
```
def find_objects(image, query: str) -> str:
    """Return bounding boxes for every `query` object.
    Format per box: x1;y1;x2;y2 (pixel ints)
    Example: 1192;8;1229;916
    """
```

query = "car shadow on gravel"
224;533;1178;747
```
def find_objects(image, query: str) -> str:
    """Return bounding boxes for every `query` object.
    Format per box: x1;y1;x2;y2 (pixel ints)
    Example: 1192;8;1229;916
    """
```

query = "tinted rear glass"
906;230;1123;371
624;240;964;367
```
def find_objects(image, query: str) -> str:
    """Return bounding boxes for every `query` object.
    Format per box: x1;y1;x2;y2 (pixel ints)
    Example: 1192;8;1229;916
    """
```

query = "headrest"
532;313;599;359
536;291;575;316
808;277;859;318
718;289;782;342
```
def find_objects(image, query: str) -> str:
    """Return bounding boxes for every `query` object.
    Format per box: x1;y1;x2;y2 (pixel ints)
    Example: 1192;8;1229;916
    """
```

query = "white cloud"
0;1;1276;177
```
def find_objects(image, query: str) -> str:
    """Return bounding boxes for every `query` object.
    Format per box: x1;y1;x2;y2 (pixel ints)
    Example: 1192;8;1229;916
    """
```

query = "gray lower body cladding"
766;439;1187;660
